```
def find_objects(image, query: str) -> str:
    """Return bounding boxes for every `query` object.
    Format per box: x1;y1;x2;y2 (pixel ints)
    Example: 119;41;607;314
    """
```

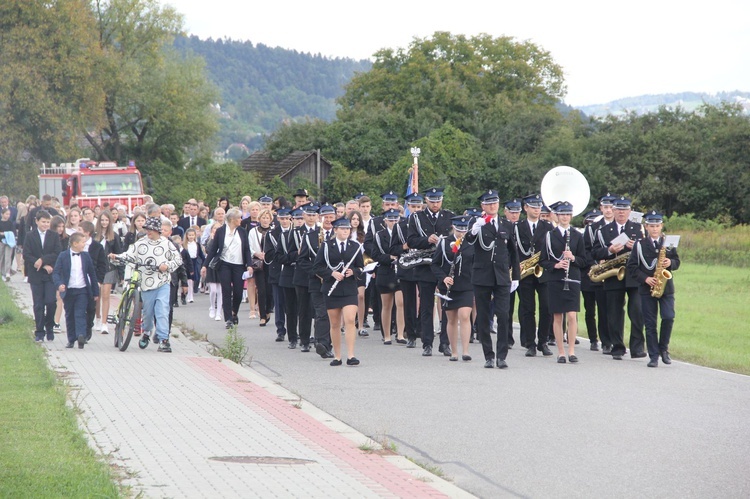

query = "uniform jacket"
53;250;100;300
431;235;475;294
407;208;454;283
626;236;680;296
370;225;404;285
465;216;521;287
515;218;554;283
262;224;284;285
312;238;365;298
592;219;643;290
539;227;587;282
22;229;62;284
297;226;326;289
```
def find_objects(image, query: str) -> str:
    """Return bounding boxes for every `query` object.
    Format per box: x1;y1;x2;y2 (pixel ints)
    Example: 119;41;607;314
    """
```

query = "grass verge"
0;282;120;498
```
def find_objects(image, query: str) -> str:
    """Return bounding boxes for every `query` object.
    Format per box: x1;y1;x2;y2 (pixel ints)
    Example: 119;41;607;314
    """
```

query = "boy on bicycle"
109;217;182;352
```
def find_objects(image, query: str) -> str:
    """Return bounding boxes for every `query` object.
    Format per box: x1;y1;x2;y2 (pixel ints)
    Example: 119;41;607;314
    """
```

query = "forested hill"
173;36;371;150
577;91;750;117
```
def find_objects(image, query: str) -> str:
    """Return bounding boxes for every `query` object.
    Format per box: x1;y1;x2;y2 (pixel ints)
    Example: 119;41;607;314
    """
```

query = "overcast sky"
165;0;750;107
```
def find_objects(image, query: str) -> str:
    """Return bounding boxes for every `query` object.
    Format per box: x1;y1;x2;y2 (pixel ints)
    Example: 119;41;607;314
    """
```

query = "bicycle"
108;256;160;351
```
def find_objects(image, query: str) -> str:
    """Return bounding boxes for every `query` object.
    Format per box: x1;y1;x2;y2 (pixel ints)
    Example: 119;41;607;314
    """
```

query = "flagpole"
410;147;420;194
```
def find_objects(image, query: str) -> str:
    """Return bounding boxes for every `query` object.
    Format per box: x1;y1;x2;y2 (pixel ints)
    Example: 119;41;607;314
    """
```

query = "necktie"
340;242;345;253
325;230;330;240
72;252;80;257
492;218;497;230
620;225;625;234
653;239;659;250
532;223;536;235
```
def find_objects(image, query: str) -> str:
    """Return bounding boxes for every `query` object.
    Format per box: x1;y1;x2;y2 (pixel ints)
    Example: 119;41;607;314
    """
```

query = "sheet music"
610;232;631;246
665;235;680;248
629;211;643;224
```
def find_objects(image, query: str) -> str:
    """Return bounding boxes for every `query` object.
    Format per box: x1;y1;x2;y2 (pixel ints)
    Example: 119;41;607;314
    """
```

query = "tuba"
540;166;591;219
650;244;673;298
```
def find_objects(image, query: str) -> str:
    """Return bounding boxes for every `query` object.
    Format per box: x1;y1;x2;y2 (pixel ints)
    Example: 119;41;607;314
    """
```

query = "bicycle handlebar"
112;254;163;273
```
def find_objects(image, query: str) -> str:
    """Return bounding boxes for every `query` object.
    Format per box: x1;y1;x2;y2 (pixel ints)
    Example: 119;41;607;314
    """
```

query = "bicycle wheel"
119;289;140;352
114;290;133;349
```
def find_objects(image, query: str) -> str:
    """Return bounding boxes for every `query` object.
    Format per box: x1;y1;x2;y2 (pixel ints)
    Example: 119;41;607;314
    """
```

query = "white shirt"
187;241;198;259
68;250;86;289
222;227;243;265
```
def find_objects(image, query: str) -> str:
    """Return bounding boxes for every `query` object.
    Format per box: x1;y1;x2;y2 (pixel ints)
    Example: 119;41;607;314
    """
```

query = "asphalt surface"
174;291;748;498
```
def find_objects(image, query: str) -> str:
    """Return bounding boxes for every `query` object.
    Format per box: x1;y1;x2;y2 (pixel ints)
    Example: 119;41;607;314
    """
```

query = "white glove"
510;280;519;293
471;217;486;235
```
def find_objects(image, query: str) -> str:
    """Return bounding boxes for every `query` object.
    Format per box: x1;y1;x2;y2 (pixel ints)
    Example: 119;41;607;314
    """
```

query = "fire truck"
39;158;148;212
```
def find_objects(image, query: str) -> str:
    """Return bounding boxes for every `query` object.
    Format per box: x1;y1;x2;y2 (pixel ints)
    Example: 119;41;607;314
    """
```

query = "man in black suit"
26;194;60;235
178;199;206;231
586;193;616;352
592;196;645;360
398;194;423;348
407;187;453;357
466;190;521;369
277;208;303;348
515;194;554;357
22;210;62;341
263;207;290;342
53;232;100;348
292;204;319;350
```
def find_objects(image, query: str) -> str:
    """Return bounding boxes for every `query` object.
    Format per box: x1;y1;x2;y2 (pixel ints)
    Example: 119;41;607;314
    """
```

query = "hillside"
575;91;750;117
173;35;371;155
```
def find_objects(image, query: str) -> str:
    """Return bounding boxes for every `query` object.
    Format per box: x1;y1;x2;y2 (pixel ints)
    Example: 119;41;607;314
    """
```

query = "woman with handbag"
201;208;253;329
0;207;16;281
248;209;273;325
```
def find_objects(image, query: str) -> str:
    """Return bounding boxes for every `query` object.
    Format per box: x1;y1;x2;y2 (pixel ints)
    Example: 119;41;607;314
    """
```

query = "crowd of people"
0;186;679;368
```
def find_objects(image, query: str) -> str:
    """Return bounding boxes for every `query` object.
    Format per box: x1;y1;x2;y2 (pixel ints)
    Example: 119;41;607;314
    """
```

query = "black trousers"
255;270;269;319
418;280;448;348
272;284;286;336
595;286;611;346
606;287;645;356
641;292;675;360
296;285;312;345
219;262;245;322
282;285;298;342
475;284;510;361
311;287;330;349
518;278;550;349
508;289;516;346
582;290;598;343
367;278;381;326
31;281;57;337
401;279;419;340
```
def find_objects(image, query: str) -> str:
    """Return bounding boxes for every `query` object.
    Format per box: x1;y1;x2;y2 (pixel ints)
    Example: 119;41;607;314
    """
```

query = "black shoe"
574;338;580;345
406;339;416;348
438;344;444;353
77;337;85;349
590;341;600;351
276;334;285;342
462;355;472;361
661;351;672;364
496;359;508;369
484;359;494;368
396;338;407;345
324;350;334;358
602;345;612;355
315;343;327;358
525;346;537;357
557;356;567;364
232;315;239;325
449;356;458;361
548;339;556;346
330;358;342;366
363;320;371;329
442;345;452;357
540;344;553;356
181;296;187;306
288;341;297;349
46;333;55;341
568;355;579;363
612;354;623;360
648;358;659;368
86;332;92;342
35;335;44;343
508;342;514;350
174;301;179;308
300;344;310;352
65;342;75;348
422;346;432;357
383;340;392;345
346;357;360;366
358;329;369;337
225;320;233;329
631;351;647;359
373;323;381;331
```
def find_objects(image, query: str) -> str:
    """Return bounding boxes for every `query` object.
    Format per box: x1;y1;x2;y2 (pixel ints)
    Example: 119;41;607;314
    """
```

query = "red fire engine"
39;158;148;212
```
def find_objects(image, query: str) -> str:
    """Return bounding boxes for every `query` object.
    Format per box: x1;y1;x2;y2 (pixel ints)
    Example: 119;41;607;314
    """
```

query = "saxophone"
520;252;543;280
650;244;673;298
588;252;630;282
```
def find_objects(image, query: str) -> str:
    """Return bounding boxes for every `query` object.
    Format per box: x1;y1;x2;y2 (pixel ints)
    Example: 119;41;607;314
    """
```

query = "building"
241;150;332;191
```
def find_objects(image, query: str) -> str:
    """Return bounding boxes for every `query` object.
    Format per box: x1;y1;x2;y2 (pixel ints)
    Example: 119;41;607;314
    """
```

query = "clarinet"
563;228;571;291
327;243;361;297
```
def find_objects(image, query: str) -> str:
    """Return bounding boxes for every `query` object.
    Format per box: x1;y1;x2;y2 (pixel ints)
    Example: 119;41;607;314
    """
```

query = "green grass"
575;262;750;375
0;282;121;498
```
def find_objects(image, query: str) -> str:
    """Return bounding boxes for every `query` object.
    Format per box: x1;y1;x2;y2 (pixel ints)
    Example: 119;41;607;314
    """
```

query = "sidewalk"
8;276;473;498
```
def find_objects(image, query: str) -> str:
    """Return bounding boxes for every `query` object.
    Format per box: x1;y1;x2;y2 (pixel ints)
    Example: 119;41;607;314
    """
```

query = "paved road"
173;291;750;498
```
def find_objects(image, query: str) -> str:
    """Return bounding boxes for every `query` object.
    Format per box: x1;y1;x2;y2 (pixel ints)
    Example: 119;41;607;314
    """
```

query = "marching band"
255;169;679;369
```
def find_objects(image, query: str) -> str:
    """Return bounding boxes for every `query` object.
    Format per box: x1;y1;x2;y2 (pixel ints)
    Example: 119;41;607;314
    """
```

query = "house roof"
241;150;326;182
